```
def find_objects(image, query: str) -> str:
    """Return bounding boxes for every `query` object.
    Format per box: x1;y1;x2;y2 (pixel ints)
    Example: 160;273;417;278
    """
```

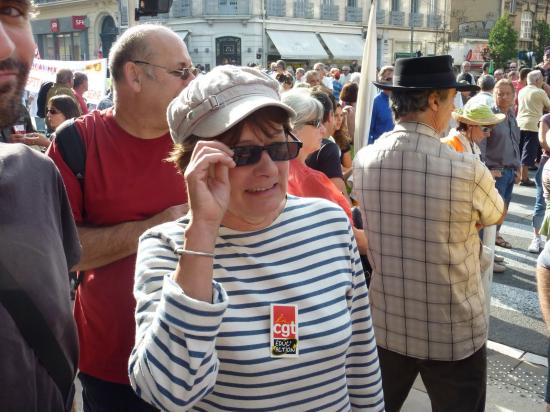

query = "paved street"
490;174;548;357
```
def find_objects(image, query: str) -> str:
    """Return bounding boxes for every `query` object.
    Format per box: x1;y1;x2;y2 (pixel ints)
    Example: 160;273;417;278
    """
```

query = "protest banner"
26;58;108;105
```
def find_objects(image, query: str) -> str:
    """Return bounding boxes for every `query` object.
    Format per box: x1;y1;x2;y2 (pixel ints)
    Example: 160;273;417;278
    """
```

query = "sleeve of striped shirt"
473;161;505;227
345;225;385;411
129;233;229;411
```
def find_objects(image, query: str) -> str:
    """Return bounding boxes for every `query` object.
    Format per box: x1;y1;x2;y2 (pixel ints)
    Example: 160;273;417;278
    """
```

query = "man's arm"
537;266;550;334
74;204;188;271
540;117;550;152
537;243;550;334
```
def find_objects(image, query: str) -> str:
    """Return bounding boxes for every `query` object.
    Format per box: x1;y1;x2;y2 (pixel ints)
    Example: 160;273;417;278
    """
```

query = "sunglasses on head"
47;108;60;115
231;130;303;167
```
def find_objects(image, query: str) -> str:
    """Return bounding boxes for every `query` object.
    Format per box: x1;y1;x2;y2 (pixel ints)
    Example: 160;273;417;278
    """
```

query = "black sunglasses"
231;130;302;167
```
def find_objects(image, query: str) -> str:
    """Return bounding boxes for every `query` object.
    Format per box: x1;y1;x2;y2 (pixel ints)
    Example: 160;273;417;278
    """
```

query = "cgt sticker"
270;304;299;357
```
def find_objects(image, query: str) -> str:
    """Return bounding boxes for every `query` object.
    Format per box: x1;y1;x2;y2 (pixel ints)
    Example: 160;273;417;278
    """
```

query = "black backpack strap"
0;260;74;405
54;119;86;191
53;119;87;293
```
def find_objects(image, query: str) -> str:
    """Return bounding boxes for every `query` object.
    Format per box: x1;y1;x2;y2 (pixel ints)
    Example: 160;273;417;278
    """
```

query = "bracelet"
174;247;214;258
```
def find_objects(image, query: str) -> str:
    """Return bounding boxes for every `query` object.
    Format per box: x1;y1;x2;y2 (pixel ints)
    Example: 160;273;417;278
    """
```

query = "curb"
488;340;547;367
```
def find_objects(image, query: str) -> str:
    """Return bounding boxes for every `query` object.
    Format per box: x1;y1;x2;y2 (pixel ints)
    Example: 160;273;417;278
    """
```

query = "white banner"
25;58;108;105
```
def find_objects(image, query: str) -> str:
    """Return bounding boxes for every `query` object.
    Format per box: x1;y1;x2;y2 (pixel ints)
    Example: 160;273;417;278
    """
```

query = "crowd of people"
4;2;550;411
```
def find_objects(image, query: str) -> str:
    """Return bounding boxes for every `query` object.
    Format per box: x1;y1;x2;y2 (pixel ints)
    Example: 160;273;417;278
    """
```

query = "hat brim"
451;112;506;126
373;81;479;92
191;97;296;139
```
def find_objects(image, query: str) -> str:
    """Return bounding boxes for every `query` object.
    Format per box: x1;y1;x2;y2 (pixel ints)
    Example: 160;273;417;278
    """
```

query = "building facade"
449;0;500;42
31;0;450;69
501;0;550;50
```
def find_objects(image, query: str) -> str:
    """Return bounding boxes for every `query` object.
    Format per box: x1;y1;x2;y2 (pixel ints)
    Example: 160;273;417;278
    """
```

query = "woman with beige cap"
442;103;507;272
442;103;505;157
128;66;384;411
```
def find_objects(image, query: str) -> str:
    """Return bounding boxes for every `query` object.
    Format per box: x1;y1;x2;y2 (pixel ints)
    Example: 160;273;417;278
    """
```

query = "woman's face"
46;105;66;131
334;106;344;130
295;120;325;157
222;120;289;230
468;124;492;145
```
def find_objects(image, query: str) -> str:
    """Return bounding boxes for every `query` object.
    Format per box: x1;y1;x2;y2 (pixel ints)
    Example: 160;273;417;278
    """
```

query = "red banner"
72;16;86;30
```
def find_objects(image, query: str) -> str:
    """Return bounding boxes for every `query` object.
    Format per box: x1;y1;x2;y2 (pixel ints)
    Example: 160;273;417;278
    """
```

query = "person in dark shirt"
306;88;352;205
0;1;81;410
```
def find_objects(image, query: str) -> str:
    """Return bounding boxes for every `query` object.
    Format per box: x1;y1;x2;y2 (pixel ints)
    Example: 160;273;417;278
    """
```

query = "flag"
353;0;378;150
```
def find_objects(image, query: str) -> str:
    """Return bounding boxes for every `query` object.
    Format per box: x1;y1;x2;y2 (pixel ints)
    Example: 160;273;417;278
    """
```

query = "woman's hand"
9;132;51;148
184;140;235;230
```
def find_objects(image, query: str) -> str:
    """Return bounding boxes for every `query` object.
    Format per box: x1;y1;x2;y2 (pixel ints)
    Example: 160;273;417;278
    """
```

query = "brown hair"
340;82;358;104
168;107;291;173
333;103;352;151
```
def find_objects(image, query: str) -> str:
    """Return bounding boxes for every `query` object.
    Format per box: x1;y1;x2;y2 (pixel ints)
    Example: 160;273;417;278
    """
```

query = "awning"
267;30;328;60
176;31;189;41
319;33;364;60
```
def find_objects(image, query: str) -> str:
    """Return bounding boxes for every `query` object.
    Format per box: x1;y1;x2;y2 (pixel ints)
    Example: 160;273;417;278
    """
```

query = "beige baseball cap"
167;65;295;144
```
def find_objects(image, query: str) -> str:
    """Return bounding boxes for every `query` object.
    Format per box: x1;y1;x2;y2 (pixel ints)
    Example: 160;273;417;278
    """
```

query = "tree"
488;14;518;68
533;20;550;62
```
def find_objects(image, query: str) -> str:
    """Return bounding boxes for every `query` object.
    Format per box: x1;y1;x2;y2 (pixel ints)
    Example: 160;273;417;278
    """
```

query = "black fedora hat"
373;55;479;92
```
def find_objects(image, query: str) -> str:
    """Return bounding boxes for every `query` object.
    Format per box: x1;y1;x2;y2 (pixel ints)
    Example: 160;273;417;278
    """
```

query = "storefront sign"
50;19;59;33
72;16;86;30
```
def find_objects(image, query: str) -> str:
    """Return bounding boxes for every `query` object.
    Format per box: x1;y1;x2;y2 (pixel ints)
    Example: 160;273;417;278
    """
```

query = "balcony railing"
346;6;363;22
427;14;442;29
321;4;339;20
409;12;423;27
294;0;313;18
267;0;286;17
171;0;192;17
376;9;386;24
390;10;405;26
203;0;250;15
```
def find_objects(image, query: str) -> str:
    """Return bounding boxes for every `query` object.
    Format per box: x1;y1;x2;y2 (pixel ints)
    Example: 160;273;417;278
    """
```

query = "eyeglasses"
480;126;494;133
47;108;60;115
132;60;196;80
303;119;322;128
231;130;303;167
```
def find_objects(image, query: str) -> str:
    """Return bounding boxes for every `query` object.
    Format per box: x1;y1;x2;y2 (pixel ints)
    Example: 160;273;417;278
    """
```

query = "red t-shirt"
287;159;353;222
48;109;187;384
73;89;89;114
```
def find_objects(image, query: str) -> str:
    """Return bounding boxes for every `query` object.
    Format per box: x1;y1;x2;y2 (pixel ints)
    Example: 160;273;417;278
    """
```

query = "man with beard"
0;1;81;410
47;24;192;411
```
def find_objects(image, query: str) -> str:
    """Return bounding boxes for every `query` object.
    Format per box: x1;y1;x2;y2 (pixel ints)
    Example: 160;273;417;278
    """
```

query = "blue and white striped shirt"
129;196;384;411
